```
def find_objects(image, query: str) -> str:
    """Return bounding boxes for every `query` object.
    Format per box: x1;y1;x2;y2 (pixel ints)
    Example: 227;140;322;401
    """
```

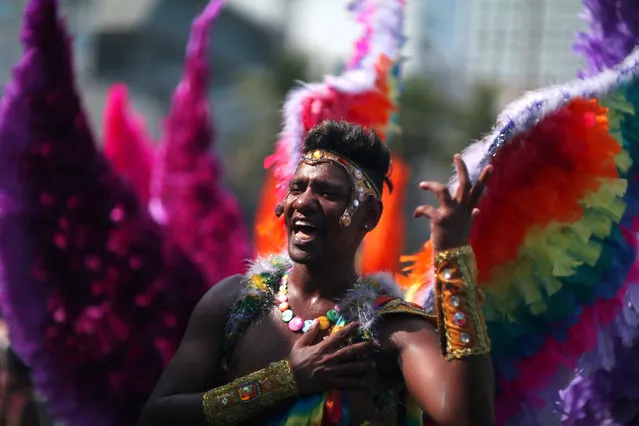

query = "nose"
293;188;320;213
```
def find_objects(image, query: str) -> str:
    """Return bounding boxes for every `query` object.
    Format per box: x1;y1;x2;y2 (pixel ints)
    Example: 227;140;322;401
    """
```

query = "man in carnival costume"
140;120;495;426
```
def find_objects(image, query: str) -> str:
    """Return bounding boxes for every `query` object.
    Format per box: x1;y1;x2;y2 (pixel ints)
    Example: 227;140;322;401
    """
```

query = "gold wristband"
434;245;491;360
202;359;298;426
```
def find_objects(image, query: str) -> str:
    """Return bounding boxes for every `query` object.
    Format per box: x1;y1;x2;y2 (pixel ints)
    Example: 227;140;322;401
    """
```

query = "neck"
289;259;358;301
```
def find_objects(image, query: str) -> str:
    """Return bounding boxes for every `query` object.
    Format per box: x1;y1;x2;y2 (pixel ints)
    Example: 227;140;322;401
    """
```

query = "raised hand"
413;154;492;251
288;322;378;394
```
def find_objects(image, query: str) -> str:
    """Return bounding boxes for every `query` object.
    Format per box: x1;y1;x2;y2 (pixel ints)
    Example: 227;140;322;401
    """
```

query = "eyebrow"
290;177;349;192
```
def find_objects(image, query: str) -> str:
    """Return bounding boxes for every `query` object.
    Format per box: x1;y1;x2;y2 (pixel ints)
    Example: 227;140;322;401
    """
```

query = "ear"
361;197;383;231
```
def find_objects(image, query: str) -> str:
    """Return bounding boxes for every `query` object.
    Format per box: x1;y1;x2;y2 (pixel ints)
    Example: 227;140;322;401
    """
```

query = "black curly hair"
302;120;393;194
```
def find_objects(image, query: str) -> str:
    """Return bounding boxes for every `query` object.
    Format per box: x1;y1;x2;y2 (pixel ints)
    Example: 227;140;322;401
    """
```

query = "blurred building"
465;0;585;92
416;0;470;96
0;0;27;85
92;0;283;102
0;0;285;143
420;0;585;102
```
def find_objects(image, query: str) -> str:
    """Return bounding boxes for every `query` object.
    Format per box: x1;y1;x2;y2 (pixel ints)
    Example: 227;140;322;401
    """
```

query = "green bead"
326;309;339;322
281;309;294;322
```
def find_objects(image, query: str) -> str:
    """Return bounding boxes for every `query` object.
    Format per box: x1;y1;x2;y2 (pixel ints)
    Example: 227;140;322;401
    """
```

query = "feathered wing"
103;83;155;205
574;0;639;77
557;1;639;424
402;49;639;425
256;0;408;274
150;0;250;285
0;1;209;425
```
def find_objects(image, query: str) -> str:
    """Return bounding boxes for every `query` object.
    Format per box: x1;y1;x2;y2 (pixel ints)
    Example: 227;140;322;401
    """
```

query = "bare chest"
227;309;300;377
225;308;405;425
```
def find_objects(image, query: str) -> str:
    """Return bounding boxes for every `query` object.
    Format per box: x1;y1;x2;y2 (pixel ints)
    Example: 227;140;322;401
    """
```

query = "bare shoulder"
146;274;246;400
191;274;244;321
378;309;439;355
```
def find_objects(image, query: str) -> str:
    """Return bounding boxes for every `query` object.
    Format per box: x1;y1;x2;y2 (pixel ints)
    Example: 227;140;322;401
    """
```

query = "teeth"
294;220;314;227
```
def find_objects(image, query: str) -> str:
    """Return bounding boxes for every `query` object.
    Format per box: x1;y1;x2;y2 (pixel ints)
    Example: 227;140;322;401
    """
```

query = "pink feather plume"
150;0;250;285
103;83;154;205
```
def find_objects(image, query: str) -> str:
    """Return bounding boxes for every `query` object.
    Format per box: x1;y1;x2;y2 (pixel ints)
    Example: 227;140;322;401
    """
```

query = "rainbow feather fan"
556;1;639;424
255;0;408;274
402;49;639;425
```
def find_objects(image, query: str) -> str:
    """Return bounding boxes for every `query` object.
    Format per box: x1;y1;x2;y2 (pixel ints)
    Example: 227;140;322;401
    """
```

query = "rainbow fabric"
402;49;639;424
264;392;423;426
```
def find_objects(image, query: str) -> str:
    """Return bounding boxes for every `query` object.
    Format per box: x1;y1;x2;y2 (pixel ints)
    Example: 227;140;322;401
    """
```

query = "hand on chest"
230;300;345;377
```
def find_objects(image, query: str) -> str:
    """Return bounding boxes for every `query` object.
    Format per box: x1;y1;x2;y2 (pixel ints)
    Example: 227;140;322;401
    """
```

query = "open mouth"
292;219;319;242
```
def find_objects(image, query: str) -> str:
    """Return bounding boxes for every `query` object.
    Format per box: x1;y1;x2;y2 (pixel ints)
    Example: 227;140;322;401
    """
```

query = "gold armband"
202;359;298;426
434;245;491;360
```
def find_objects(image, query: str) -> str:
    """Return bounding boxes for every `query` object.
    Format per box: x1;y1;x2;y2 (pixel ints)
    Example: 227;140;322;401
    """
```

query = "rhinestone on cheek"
460;332;470;344
450;296;460;308
442;268;453;280
357;187;365;201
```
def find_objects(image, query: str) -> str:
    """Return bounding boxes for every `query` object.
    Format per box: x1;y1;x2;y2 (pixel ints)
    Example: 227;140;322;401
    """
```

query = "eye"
288;185;303;195
320;191;340;200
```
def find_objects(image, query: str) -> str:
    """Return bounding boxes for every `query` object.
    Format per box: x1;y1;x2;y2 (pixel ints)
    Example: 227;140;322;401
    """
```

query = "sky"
229;0;424;72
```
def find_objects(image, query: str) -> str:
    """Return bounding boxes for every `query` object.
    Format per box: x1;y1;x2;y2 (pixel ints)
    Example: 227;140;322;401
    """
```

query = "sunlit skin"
138;154;495;426
283;161;380;300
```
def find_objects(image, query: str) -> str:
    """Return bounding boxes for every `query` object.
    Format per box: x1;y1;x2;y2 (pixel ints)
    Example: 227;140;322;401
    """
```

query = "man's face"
283;161;363;265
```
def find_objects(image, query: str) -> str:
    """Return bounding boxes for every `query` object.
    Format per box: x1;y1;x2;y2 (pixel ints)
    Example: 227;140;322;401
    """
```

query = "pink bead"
288;316;304;332
276;293;288;303
334;304;341;313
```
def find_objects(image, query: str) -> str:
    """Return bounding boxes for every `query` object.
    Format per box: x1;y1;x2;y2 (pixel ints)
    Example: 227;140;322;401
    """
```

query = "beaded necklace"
277;272;348;333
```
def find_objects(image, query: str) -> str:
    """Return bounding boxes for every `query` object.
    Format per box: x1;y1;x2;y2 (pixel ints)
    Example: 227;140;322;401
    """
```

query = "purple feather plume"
559;297;639;425
574;0;639;76
0;0;208;424
557;2;639;424
150;0;250;286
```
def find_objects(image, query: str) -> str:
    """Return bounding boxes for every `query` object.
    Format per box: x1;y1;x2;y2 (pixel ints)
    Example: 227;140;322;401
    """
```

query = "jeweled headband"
275;149;381;227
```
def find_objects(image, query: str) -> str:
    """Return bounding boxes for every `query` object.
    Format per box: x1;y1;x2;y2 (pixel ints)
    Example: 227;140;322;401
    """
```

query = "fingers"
321;322;360;350
419;181;453;207
296;320;320;346
453;154;471;201
468;165;493;209
413;205;437;219
326;340;378;363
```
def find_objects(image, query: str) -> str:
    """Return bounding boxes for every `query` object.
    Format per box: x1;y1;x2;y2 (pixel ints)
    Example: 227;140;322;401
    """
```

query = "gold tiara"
299;150;380;227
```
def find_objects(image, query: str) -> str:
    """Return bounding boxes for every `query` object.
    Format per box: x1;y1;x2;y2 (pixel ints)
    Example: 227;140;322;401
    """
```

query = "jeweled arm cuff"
202;359;298;426
434;245;491;360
